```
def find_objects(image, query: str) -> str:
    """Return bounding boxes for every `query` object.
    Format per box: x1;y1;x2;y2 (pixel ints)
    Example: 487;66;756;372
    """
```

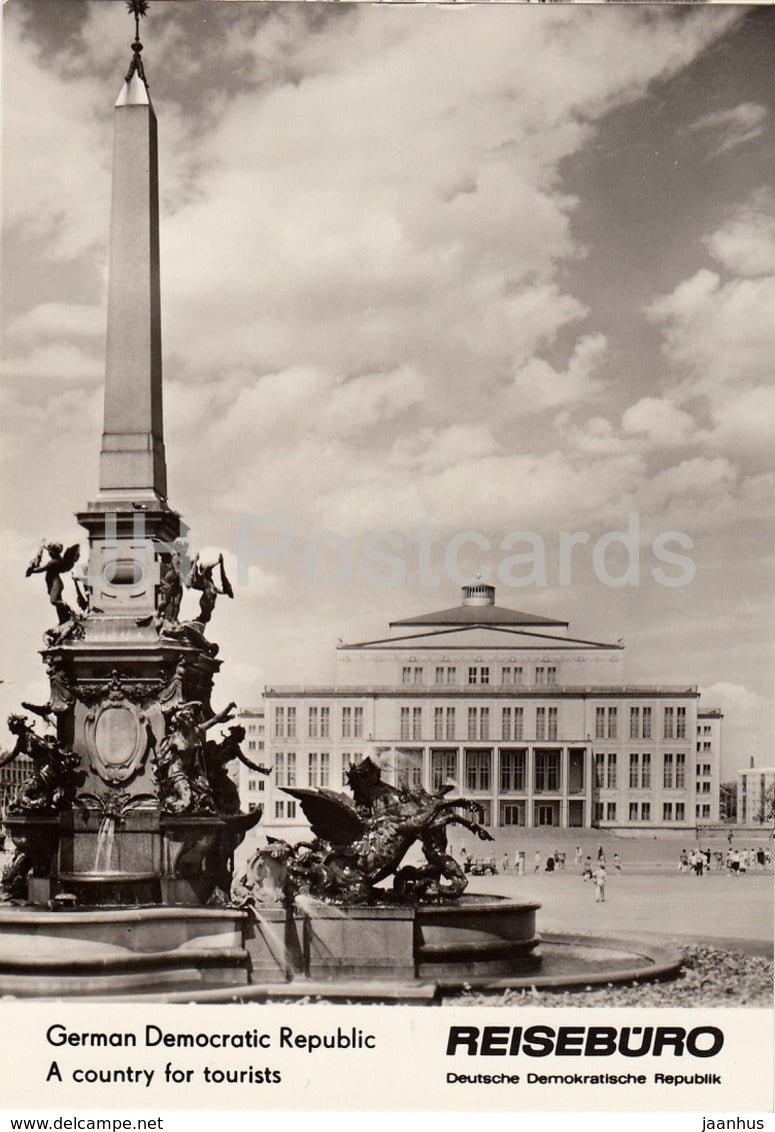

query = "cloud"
510;332;608;417
704;188;775;277
688;101;768;158
621;397;698;449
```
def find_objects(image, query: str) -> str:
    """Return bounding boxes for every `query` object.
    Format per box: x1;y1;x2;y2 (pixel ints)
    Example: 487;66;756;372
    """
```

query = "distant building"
737;765;775;826
235;705;268;811
0;754;32;817
262;584;722;840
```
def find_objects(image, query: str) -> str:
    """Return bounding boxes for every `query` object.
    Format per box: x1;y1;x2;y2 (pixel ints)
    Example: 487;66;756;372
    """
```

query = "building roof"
390;604;569;629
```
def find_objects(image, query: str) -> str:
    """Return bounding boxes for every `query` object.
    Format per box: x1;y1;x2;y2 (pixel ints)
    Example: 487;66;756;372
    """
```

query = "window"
500;749;526;793
444;707;455;741
535;750;560;793
663;753;674;789
501;666;523;685
547;666;557;685
595;706;617;738
342;706;352;738
274;799;295;820
675;752;686;788
594;751;605;788
308;707;318;739
547;706;558;741
675;802;685;821
308;752;319;788
466;751;491;792
287;707;296;739
434;666;456;685
676;706;686;739
402;666;412;685
446;667;456;684
286;752;296;786
275;800;285;820
434;708;444;741
275;752;284;786
353;706;364;738
248;740;256;752
513;706;524;741
467;666;489;685
536;666;546;685
320;752;330;787
274;706;285;738
641;752;651;788
664;707;675;739
594;802;604;822
320;707;330;738
696;804;710;819
536;707;546;742
431;750;457;790
248;779;257;793
502;707;512;741
700;781;711;794
480;666;490;686
663;802;673;821
629;802;638;821
407;706;420;742
629;753;639;789
468;707;488;741
606;802;616;821
606;753;617;789
630;707;639;739
641;802;650;821
642;706;652;739
703;741;711;752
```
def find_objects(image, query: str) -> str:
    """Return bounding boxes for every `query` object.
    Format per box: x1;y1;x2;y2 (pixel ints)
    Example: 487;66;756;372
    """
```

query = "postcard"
0;0;772;1120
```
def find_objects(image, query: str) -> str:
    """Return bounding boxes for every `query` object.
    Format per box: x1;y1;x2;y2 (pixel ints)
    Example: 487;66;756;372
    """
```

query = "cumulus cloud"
621;397;699;449
510;332;608;417
704;189;775;277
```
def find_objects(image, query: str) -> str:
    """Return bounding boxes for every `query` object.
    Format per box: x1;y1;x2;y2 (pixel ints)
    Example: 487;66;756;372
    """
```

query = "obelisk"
99;4;166;503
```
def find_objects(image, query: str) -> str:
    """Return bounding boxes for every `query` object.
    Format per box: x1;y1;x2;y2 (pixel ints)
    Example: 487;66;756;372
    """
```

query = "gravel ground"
450;942;774;1007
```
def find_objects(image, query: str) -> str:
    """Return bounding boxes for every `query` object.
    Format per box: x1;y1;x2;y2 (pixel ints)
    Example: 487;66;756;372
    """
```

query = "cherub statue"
25;541;81;625
1;714;81;813
203;724;271;814
187;552;234;626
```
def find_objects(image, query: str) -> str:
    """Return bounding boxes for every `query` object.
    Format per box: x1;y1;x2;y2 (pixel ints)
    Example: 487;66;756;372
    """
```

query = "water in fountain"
93;815;117;874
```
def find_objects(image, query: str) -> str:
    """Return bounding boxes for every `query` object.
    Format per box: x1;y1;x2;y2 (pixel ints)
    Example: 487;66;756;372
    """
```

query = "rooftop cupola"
461;582;495;607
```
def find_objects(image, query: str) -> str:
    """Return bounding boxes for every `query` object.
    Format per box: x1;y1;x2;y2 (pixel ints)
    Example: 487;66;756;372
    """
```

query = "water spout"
93;814;117;873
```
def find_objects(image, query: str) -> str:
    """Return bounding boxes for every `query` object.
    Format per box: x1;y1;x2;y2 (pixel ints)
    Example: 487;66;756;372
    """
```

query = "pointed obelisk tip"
120;0;151;100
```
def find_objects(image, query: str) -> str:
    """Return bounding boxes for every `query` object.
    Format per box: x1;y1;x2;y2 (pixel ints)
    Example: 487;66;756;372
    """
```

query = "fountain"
0;3;681;1002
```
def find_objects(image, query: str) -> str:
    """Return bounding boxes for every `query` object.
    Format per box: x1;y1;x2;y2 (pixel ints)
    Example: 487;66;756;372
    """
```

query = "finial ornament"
125;0;150;87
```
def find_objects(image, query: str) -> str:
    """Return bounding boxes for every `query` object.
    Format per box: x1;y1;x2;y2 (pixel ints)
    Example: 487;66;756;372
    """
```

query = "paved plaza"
467;863;773;951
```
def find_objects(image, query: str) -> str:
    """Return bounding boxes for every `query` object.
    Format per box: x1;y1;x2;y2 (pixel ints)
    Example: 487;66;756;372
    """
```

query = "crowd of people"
678;845;771;875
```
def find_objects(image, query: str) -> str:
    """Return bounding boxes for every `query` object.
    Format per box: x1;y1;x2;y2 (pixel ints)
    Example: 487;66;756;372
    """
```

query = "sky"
2;0;774;780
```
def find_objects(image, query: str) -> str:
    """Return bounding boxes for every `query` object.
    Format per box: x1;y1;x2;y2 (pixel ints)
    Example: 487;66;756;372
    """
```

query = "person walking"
581;855;593;881
533;850;542;873
613;852;622;874
514;848;522;876
574;845;583;867
502;852;509;874
593;863;607;903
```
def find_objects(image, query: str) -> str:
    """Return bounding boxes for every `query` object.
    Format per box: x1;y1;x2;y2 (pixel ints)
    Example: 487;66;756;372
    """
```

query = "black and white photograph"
0;0;773;1116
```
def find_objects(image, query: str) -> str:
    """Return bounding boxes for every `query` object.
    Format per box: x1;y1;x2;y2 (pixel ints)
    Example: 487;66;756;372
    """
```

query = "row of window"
269;794;712;826
597;751;690;790
273;702;692;742
596;705;687;741
402;665;559;687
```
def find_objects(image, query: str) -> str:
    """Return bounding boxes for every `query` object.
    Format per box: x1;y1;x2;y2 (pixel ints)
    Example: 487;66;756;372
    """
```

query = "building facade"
737;765;775;826
261;584;722;840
